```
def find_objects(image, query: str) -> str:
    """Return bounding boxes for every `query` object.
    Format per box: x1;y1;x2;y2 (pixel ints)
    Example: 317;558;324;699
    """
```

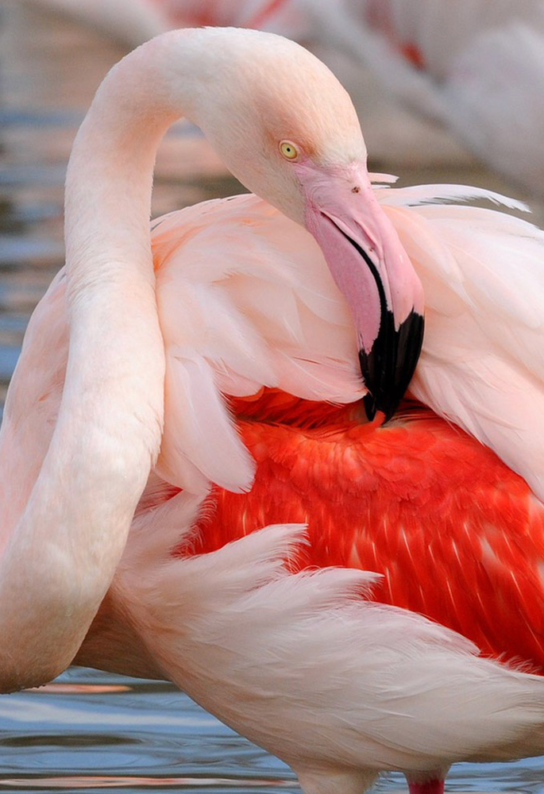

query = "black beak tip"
359;310;424;424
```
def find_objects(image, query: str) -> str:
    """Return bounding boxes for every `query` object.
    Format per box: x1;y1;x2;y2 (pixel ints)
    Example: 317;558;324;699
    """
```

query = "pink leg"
408;779;445;794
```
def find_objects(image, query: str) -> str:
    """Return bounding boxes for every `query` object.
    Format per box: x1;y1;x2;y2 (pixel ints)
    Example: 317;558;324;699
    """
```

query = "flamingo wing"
155;186;544;505
377;184;544;503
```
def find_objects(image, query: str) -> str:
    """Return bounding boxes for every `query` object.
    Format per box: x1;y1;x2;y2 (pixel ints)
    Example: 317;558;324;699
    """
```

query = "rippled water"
1;3;544;792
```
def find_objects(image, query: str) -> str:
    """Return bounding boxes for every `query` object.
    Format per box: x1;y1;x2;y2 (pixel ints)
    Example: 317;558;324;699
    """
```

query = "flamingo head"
180;28;424;420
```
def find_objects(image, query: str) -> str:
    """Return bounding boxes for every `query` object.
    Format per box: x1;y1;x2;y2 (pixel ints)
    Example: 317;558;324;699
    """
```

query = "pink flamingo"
5;27;544;794
303;0;544;195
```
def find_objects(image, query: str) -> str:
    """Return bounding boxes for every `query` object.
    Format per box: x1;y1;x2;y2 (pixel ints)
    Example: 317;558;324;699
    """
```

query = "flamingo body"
8;185;544;679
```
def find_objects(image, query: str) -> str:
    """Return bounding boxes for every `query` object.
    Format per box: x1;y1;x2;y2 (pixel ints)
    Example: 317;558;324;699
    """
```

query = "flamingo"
302;0;544;196
5;25;544;793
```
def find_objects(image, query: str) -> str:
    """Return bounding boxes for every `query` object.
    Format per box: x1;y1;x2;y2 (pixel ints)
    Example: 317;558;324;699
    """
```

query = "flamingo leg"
407;777;445;794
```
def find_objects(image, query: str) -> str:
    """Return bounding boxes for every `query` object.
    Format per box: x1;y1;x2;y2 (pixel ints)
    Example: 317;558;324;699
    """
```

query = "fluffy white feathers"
118;514;544;794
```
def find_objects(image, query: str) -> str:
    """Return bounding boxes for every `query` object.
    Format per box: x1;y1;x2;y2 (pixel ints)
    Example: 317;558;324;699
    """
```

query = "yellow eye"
280;141;299;160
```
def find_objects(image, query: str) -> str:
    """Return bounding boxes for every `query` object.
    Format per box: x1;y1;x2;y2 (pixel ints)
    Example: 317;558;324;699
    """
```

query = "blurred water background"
1;2;544;792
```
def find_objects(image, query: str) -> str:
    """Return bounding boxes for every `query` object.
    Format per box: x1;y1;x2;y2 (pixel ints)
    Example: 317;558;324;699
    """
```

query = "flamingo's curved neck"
0;36;186;691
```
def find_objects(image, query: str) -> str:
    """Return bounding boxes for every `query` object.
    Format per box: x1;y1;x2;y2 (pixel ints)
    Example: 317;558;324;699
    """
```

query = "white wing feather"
119;515;544;788
378;185;544;500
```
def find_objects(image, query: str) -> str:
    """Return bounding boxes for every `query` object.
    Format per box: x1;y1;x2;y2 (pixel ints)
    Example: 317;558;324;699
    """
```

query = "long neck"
0;38;182;691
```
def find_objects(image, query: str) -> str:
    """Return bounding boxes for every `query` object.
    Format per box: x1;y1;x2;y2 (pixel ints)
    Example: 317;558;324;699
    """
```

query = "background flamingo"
303;0;544;196
5;25;544;793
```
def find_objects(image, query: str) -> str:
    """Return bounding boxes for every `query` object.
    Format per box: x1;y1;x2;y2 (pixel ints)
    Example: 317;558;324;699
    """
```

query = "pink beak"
296;160;424;421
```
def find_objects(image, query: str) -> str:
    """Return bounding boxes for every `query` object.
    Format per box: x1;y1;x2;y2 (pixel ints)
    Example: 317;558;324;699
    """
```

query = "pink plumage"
3;26;544;794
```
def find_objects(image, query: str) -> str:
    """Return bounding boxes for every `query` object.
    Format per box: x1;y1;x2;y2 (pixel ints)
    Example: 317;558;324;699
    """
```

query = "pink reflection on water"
28;683;131;694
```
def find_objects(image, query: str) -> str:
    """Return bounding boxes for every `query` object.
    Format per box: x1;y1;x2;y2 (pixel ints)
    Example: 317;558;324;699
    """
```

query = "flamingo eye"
279;141;299;160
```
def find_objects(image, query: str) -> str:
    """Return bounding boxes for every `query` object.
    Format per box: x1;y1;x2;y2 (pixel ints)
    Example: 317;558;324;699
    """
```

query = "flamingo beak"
298;161;424;421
